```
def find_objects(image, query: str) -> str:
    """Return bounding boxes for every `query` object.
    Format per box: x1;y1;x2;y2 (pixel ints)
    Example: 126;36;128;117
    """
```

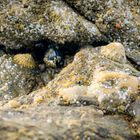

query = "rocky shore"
0;0;140;140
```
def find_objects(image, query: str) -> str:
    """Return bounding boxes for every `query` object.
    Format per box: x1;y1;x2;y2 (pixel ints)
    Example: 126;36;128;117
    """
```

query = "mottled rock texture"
0;53;44;103
0;1;139;60
0;106;139;140
0;0;101;51
0;0;140;139
0;44;139;139
24;43;139;113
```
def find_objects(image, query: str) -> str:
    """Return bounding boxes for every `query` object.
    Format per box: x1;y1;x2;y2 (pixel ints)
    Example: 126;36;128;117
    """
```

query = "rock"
87;70;139;113
0;1;139;65
132;97;140;122
0;0;139;66
65;0;140;65
0;42;139;139
100;42;126;64
12;43;140;113
65;0;140;48
0;0;101;51
0;53;44;103
0;106;138;139
126;49;140;66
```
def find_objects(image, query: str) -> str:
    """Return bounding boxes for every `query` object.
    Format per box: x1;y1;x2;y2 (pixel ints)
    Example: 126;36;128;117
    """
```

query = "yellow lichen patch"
7;100;21;108
100;42;126;64
13;53;36;68
88;70;139;102
49;11;62;24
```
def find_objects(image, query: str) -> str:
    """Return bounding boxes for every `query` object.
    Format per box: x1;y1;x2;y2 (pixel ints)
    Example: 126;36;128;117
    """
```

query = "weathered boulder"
7;43;139;113
0;0;101;51
65;0;140;47
0;52;44;103
0;0;139;65
0;43;139;139
0;106;139;139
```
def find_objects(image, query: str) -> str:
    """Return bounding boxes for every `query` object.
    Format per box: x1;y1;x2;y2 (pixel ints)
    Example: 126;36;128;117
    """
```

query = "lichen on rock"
0;53;43;103
0;0;140;138
12;43;140;114
0;0;101;51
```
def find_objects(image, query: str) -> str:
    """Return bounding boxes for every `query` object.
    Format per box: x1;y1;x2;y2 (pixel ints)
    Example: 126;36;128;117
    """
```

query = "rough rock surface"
65;0;140;46
0;106;139;140
0;0;101;51
65;0;140;64
25;43;139;104
0;1;140;65
1;43;139;139
0;53;44;103
0;0;140;139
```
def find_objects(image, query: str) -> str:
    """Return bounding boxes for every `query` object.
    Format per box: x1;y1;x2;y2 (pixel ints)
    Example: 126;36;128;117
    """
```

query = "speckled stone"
0;0;101;51
0;0;139;65
0;106;138;139
0;54;43;102
10;43;140;114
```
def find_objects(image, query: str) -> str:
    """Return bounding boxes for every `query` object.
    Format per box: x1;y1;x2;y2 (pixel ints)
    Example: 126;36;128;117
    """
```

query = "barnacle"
100;42;126;64
13;53;36;68
87;70;139;102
